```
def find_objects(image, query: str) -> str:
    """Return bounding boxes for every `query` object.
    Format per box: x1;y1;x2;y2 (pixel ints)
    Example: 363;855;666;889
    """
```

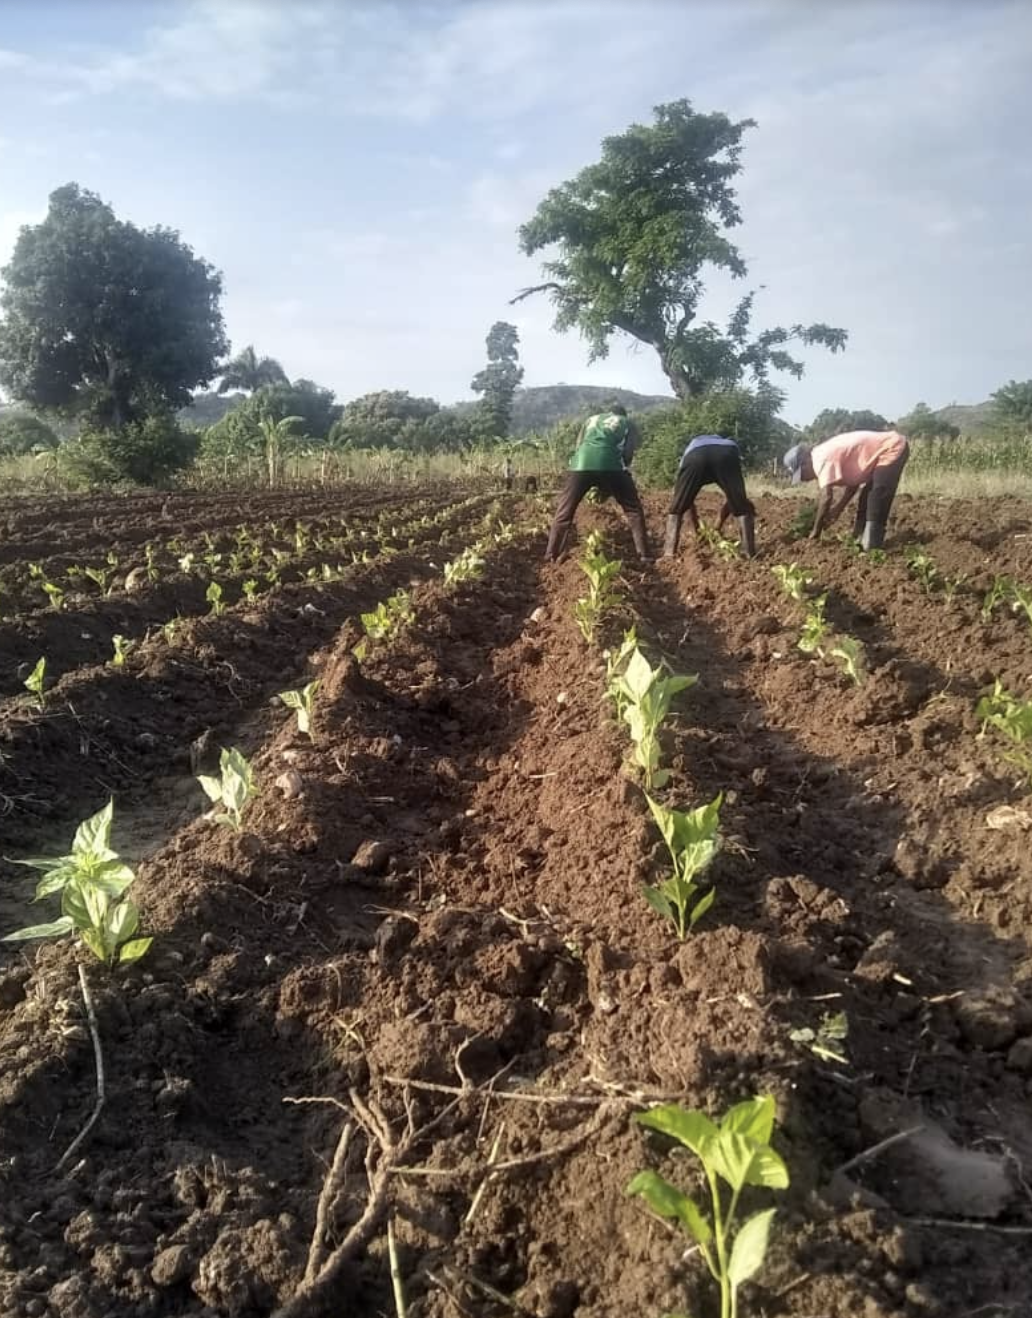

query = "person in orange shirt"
782;429;910;550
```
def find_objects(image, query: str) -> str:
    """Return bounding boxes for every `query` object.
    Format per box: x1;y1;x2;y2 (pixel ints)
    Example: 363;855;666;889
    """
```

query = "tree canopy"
202;379;341;458
217;345;290;394
991;379;1032;432
0;184;227;429
896;401;959;441
0;412;59;455
470;321;524;437
515;99;846;400
804;408;890;442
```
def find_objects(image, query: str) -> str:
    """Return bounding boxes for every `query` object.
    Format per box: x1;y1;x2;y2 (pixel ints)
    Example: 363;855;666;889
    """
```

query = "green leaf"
118;937;153;964
2;916;75;942
727;1208;776;1288
88;860;136;896
642;884;673;922
72;800;114;858
689;885;716;928
8;852;73;874
721;1095;776;1144
197;774;222;803
625;1170;712;1246
34;863;77;898
707;1132;789;1191
634;1105;718;1156
61;881;91;928
279;689;302;709
622;648;655;701
107;900;139;942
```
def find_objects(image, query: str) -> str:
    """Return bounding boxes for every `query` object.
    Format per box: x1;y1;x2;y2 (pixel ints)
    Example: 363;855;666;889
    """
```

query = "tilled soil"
1;486;1031;1318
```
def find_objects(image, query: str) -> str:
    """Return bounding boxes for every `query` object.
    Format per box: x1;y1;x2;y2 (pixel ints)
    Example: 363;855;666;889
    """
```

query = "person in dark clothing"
664;434;757;558
544;404;650;561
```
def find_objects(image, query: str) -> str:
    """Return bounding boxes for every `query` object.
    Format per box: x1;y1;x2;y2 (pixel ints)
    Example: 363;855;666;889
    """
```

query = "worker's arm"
811;484;857;536
622;421;642;468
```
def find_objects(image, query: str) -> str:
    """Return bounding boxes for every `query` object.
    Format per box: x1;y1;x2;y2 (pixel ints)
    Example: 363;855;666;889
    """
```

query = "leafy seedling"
797;593;829;655
3;801;152;966
575;530;623;645
698;523;740;560
644;793;722;937
787;501;816;540
627;1095;790;1318
23;656;47;709
197;747;255;830
1009;582;1032;633
615;647;697;790
42;581;64;611
904;546;939;594
205;581;225;616
828;635;867;686
603;626;640;720
771;563;814;604
279;679;320;737
982;575;1015;621
976;680;1032;786
242;578;259;602
789;1011;849;1064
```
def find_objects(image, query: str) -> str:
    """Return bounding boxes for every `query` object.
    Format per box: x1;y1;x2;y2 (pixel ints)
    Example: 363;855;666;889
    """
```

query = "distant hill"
932;400;995;436
179;391;245;428
467;384;672;434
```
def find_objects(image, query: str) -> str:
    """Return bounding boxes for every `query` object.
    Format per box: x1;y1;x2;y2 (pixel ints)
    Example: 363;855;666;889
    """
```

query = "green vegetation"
3;801;151;966
804;407;888;442
359;591;415;648
574;530;622;644
828;636;868;686
111;635;135;668
771;562;814;603
643;794;722;936
628;1095;789;1318
197;747;255;831
790;1010;849;1065
904;546;939;594
279;680;320;737
787;502;817;540
516;99;845;400
23;656;46;708
443;546;486;589
0;412;59;455
205;581;225;616
470;321;523;438
611;646;697;790
976;681;1032;785
217;344;289;395
797;594;829;655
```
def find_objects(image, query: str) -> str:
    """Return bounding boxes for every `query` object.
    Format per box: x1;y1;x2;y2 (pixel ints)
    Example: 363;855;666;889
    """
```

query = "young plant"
2;801;152;966
205;581;225;616
197;747;255;830
644;793;722;937
160;616;183;644
1009;582;1032;633
443;547;486;589
771;562;814;604
828;635;867;686
904;546;939;594
698;523;740;560
279;679;320;737
976;681;1032;785
615;647;697;790
789;1010;849;1065
42;580;64;611
981;574;1015;621
574;530;622;645
627;1095;790;1318
940;573;967;605
797;593;829;655
110;635;135;668
787;501;816;540
603;626;640;720
242;578;259;602
360;590;414;644
23;656;47;709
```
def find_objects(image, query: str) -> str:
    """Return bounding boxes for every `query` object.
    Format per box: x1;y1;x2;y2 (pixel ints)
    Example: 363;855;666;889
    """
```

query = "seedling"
1009;582;1032;633
443;547;486;589
2;801;152;966
23;656;47;709
279;680;320;737
789;1011;849;1065
941;573;968;605
982;575;1015;621
603;626;640;720
574;530;622;645
83;558;117;595
904;546;939;594
242;578;259;602
787;501;816;540
205;581;225;616
614;647;697;790
828;635;867;686
360;591;414;645
144;542;161;582
865;548;887;566
197;747;254;830
771;563;814;604
42;581;64;611
110;635;135;668
160;617;182;644
627;1095;790;1318
797;593;829;655
976;681;1032;785
644;794;722;937
698;523;740;560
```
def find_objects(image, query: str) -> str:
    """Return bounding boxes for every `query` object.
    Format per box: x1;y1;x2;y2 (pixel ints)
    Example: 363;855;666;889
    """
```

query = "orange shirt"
811;431;907;488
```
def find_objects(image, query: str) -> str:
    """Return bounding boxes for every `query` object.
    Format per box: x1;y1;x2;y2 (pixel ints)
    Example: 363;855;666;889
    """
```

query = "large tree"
0;184;227;429
805;407;889;442
217;344;290;394
991;379;1032;432
514;100;846;400
470;321;524;437
896;401;959;441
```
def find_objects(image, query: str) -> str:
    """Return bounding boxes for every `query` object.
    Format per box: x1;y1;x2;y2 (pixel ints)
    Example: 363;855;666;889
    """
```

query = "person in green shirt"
544;404;651;561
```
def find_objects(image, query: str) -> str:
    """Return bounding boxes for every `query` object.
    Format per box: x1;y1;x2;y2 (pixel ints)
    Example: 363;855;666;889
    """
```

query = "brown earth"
0;485;1030;1318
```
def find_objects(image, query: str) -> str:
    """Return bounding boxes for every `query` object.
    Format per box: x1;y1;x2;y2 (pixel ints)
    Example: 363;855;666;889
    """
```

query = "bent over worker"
544;404;650;561
664;433;756;558
782;428;909;550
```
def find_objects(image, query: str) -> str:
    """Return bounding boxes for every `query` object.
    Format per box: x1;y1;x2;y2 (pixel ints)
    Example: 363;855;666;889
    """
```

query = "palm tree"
258;414;304;487
217;345;290;395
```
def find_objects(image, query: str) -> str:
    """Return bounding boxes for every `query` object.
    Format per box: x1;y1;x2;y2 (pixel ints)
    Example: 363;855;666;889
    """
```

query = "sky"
0;0;1030;426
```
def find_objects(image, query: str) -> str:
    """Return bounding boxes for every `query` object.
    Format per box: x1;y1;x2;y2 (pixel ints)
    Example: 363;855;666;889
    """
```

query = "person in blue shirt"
664;434;757;557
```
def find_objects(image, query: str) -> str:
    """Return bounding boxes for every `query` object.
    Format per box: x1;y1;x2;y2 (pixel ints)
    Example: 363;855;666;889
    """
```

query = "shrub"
62;412;200;486
0;412;60;455
634;386;787;487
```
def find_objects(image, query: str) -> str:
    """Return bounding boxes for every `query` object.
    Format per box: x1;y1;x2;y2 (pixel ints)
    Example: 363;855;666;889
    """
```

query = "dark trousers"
669;447;754;518
545;469;650;560
852;441;910;536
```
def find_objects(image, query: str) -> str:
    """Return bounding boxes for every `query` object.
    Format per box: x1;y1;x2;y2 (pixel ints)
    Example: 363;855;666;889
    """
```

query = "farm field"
1;483;1031;1318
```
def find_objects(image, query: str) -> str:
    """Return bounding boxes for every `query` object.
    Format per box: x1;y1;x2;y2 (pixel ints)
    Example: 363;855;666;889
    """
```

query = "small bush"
62;413;199;487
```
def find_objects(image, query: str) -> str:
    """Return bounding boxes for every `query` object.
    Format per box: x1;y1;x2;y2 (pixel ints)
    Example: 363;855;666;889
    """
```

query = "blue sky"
1;0;1030;425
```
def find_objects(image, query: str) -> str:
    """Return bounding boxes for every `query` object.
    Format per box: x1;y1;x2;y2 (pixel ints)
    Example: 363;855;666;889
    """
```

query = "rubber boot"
628;512;652;562
662;514;682;558
738;514;757;558
861;521;886;551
